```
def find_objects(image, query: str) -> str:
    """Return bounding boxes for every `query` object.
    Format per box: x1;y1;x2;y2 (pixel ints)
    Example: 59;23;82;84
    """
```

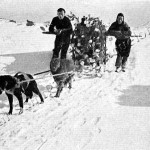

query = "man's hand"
105;30;122;37
114;31;122;38
105;30;130;39
54;29;62;35
115;31;131;39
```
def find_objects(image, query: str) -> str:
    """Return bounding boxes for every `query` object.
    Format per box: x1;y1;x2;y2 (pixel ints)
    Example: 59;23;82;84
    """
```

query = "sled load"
67;13;109;73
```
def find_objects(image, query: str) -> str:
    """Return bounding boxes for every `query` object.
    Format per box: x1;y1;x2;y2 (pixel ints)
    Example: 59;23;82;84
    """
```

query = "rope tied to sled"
18;71;75;84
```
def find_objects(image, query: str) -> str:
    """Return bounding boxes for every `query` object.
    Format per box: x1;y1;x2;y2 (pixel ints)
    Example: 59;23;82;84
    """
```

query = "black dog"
0;72;44;115
50;58;75;97
0;75;23;114
14;72;44;104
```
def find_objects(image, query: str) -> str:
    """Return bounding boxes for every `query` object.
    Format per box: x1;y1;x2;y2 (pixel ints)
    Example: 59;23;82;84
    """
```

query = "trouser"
115;38;131;68
115;54;128;69
52;37;70;59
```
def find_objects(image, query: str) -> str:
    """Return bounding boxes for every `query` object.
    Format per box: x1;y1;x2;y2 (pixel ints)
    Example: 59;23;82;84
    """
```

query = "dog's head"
14;72;30;90
50;58;61;73
0;77;7;94
14;74;25;82
0;75;18;94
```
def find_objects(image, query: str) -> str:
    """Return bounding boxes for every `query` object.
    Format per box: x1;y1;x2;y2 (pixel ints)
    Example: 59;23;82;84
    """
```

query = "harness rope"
18;71;74;84
18;64;104;84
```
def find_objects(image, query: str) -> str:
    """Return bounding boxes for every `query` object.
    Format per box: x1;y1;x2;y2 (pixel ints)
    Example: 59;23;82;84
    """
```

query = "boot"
115;67;120;72
122;66;125;72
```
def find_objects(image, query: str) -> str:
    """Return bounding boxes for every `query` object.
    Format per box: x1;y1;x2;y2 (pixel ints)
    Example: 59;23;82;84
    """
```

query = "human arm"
105;22;122;37
49;18;56;34
106;22;132;39
122;23;132;37
49;17;62;35
61;18;73;34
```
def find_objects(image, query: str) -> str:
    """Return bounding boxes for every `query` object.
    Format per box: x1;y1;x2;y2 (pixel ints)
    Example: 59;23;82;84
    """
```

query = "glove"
114;31;122;36
54;29;62;35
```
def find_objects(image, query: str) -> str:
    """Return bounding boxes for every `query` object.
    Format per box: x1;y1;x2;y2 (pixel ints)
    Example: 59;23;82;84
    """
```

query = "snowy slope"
0;19;150;150
0;19;55;55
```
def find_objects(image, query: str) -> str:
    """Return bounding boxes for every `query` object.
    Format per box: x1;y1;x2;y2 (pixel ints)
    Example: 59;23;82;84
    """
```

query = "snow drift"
0;18;150;150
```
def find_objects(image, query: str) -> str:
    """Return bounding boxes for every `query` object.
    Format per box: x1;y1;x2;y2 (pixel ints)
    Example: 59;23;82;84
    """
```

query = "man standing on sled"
106;13;132;72
49;8;73;59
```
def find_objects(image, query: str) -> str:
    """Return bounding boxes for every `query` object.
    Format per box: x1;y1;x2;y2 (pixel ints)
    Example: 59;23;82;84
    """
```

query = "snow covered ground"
0;19;150;150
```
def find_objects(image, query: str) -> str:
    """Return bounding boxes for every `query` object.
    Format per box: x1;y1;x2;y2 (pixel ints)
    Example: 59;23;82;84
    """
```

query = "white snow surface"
0;19;150;150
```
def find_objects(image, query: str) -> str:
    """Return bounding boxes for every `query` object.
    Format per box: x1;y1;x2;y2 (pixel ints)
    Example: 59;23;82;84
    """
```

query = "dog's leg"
6;93;13;115
68;81;72;89
68;77;73;89
68;74;74;89
55;82;64;97
14;89;23;114
25;97;29;103
32;86;44;103
24;89;33;103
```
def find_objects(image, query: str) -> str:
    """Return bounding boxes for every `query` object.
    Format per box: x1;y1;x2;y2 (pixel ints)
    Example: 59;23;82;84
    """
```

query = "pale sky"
0;0;150;27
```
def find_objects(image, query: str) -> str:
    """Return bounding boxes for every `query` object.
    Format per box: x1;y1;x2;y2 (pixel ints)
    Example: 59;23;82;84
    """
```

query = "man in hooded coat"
106;13;132;72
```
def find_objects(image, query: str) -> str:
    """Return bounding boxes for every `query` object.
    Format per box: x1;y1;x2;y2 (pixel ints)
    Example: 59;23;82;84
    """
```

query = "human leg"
121;39;131;71
115;53;122;71
60;42;70;59
52;39;62;58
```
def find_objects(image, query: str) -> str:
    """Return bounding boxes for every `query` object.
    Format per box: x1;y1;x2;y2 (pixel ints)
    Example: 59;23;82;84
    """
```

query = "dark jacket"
108;22;131;39
107;14;131;40
49;16;72;40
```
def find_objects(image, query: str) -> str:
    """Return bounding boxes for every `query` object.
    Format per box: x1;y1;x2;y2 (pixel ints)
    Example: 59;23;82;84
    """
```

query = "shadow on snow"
4;51;53;75
117;85;150;107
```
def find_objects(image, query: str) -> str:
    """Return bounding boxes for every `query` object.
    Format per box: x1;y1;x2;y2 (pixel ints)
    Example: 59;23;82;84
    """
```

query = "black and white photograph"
0;0;150;149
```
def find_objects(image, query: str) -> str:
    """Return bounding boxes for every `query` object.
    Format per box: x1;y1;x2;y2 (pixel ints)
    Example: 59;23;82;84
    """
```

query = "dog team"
0;8;131;114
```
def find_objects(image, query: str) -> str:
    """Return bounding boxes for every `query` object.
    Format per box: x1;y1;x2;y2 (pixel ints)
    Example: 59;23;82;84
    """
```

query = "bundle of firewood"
68;13;107;70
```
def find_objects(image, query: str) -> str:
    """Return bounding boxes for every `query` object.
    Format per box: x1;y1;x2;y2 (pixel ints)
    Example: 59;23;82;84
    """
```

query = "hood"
116;13;124;24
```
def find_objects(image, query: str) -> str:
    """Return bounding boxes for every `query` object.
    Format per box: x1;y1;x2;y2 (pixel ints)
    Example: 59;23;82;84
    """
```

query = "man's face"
57;11;65;20
117;16;123;24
